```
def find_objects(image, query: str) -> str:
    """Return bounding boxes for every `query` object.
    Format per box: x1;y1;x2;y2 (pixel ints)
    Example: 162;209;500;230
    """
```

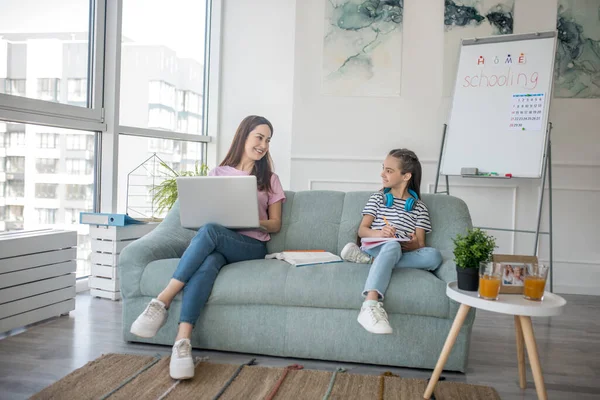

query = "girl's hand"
401;232;420;251
381;225;396;238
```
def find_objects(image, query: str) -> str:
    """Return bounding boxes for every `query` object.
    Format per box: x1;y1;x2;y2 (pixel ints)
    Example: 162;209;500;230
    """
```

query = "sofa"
119;191;475;372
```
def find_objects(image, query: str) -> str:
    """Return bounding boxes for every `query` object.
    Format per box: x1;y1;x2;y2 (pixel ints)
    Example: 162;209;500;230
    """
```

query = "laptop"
176;176;260;229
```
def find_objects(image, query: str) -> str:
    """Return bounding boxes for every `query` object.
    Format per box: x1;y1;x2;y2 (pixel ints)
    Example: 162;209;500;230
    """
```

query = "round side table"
424;281;566;400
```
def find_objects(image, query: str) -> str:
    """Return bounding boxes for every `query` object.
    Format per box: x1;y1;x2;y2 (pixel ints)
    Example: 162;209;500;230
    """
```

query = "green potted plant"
152;161;209;216
452;228;497;291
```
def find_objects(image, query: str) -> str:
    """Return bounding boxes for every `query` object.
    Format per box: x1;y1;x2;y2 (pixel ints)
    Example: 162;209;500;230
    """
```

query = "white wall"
217;0;296;188
286;0;600;295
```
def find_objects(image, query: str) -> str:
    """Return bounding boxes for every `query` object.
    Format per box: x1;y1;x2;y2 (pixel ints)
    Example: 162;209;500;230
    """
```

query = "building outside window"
66;184;92;201
66;158;86;175
65;208;85;224
7;205;24;221
6;156;25;173
148;80;176;109
37;78;61;102
6;79;26;97
36;208;57;224
36;158;58;174
66;134;94;150
37;133;59;149
35;183;58;199
9;132;26;147
148;107;176;131
67;78;87;104
7;182;25;198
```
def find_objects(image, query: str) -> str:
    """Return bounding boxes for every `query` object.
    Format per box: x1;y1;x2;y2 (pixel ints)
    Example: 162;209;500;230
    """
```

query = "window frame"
0;0;106;132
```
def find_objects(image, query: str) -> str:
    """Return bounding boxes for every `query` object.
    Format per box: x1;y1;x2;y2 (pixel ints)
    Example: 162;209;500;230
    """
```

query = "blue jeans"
172;223;267;325
363;241;442;300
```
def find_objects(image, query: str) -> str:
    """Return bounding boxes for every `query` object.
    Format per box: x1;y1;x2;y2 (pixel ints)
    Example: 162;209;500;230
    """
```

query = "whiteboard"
441;32;557;178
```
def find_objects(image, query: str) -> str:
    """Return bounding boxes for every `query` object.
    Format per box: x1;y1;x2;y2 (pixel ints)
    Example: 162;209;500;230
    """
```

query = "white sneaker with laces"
170;338;195;380
357;301;393;334
341;243;371;264
130;299;168;338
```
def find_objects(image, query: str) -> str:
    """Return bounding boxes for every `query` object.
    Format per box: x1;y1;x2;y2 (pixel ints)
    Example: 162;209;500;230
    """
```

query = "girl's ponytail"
388;149;422;199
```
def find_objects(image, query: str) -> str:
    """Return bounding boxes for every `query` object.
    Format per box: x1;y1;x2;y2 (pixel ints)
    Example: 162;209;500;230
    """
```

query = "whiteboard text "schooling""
462;67;539;90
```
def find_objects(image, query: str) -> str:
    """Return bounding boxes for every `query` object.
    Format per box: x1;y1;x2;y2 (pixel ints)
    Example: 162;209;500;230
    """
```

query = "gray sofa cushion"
140;259;450;319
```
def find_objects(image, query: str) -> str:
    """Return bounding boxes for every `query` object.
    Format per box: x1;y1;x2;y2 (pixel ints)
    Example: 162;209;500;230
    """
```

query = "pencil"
383;216;390;226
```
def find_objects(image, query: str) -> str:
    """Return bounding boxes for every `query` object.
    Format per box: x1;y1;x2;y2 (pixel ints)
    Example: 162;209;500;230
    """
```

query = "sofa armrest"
119;222;195;298
433;250;457;284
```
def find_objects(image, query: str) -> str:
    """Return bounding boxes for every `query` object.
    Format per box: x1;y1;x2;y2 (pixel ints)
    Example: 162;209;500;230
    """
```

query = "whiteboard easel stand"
434;123;554;292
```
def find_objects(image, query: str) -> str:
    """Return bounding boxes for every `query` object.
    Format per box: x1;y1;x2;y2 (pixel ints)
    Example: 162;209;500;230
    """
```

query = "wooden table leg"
514;315;527;389
519;316;547;400
423;304;471;399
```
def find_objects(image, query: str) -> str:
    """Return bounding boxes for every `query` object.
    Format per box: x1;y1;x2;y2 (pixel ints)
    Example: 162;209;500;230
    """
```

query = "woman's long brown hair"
219;115;274;192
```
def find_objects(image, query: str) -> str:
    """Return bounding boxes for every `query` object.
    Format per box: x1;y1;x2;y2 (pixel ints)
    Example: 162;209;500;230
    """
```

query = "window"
37;133;59;149
69;134;84;150
68;78;87;104
0;0;91;107
65;208;84;224
66;184;92;201
36;208;57;224
6;156;25;173
148;107;176;131
7;205;24;221
6;79;26;97
37;78;61;102
0;1;115;279
182;91;201;114
148;81;176;109
35;183;58;199
7;182;24;198
66;158;87;175
9;132;26;147
65;134;93;151
120;1;208;134
36;158;58;174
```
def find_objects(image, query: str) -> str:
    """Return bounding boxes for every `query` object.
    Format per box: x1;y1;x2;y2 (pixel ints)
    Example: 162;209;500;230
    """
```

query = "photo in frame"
493;254;538;294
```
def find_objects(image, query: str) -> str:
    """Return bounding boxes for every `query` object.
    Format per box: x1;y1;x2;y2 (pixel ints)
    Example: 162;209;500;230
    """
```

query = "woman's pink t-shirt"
209;166;286;241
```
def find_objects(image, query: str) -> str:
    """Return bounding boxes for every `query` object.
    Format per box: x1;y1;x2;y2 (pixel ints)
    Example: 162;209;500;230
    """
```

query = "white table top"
447;281;566;317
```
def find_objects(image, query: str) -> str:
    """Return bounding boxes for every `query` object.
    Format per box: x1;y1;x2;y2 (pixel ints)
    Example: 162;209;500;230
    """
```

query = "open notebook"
265;251;342;267
360;237;409;251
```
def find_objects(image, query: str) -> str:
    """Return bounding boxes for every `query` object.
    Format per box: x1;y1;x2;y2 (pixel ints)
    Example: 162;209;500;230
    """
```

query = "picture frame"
493;254;538;294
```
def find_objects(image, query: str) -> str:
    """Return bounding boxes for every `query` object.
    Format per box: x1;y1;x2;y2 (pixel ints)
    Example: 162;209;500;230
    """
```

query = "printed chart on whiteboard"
509;93;546;131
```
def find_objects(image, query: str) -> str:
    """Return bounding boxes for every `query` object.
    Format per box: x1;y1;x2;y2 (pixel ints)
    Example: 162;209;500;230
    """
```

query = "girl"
340;149;442;334
130;115;286;379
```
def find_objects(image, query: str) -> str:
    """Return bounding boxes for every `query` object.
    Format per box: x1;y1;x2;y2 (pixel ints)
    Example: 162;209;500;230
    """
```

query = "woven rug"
31;353;500;400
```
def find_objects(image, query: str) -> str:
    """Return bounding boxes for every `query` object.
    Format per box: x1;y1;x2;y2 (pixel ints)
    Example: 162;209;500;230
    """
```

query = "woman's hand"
259;201;283;233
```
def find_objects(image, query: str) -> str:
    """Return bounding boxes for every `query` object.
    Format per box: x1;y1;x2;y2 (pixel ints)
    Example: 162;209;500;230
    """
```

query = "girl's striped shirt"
361;191;432;239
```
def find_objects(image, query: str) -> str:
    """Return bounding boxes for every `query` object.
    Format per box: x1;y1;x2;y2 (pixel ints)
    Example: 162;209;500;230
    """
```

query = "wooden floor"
1;292;599;400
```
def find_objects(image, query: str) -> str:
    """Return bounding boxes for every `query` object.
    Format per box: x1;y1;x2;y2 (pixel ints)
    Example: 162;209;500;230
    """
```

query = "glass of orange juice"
478;262;502;300
523;264;549;301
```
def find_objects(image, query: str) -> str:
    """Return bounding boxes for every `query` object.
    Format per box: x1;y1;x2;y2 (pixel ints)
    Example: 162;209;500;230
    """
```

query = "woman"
130;115;286;379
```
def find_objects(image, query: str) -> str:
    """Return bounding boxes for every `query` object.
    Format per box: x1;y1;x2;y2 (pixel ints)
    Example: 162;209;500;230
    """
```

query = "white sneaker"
170;339;195;380
130;299;168;338
341;243;371;264
357;301;393;334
